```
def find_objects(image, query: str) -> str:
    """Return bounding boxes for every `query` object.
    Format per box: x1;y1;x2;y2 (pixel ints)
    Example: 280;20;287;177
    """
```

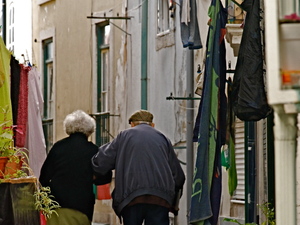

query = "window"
156;0;175;50
157;0;171;34
97;24;110;112
232;118;245;201
95;23;110;146
101;49;109;112
42;39;54;153
8;3;14;52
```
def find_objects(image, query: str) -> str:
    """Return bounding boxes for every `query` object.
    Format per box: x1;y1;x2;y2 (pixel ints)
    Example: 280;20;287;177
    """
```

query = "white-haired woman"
39;110;111;225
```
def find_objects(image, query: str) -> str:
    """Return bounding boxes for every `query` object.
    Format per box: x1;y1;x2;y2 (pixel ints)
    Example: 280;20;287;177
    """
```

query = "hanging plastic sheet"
10;56;21;126
231;0;272;121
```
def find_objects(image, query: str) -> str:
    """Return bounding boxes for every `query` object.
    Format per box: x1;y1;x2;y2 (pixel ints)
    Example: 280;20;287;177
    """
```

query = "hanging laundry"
169;0;176;18
179;0;202;49
10;56;21;126
195;64;204;96
190;0;227;224
181;0;190;25
0;37;13;149
224;77;237;196
0;36;46;179
26;67;46;178
231;0;272;121
15;65;30;147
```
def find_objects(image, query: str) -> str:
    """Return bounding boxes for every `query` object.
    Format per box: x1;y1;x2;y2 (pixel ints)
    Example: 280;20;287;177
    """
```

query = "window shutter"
232;118;245;200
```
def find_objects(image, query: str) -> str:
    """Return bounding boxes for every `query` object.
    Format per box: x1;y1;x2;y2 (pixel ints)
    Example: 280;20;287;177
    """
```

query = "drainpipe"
2;0;6;43
245;121;256;223
141;0;148;110
186;49;194;222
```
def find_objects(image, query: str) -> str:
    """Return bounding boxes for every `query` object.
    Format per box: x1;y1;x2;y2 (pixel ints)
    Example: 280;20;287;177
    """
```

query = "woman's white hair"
63;110;96;137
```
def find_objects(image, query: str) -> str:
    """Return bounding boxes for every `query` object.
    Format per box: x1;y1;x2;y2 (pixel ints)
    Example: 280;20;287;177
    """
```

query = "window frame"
157;0;171;35
8;2;14;52
95;22;111;146
156;0;175;50
231;118;245;201
42;38;54;153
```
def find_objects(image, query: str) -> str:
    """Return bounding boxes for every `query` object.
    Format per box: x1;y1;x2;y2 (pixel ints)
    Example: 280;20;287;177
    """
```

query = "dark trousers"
121;203;170;225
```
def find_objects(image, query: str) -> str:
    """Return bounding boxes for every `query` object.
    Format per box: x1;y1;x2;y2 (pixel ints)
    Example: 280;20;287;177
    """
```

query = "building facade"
28;0;282;224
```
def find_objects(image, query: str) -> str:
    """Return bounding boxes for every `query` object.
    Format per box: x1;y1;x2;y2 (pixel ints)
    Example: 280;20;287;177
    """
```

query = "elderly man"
92;109;185;225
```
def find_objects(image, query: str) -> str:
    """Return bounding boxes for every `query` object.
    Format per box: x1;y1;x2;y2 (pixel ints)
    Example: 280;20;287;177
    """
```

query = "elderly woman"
39;110;111;225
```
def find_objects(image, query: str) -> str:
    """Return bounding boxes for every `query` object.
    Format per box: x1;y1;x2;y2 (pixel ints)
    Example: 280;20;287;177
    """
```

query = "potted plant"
34;184;61;223
0;120;24;178
0;106;27;178
0;150;61;222
22;159;61;223
0;116;14;178
0;156;8;178
223;202;276;225
2;147;29;179
0;107;60;222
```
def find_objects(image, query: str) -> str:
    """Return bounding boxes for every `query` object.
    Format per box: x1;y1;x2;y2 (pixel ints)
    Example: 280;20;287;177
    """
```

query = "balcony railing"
42;118;53;154
91;112;112;146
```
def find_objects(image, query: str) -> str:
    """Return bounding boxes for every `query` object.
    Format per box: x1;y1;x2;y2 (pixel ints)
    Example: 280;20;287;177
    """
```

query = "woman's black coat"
39;132;111;221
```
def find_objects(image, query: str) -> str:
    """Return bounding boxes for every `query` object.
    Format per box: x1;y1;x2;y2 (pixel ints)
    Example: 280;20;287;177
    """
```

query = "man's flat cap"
128;110;153;124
